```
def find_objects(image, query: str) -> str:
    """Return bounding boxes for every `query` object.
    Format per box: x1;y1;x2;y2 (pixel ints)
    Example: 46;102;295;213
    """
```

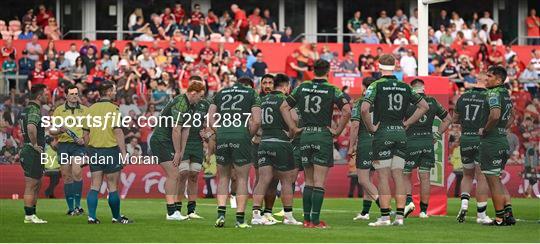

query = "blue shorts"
57;142;86;165
86;146;123;174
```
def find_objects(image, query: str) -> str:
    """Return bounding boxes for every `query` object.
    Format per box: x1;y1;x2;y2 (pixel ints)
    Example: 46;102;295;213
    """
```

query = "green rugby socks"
311;187;325;225
303;186;314;221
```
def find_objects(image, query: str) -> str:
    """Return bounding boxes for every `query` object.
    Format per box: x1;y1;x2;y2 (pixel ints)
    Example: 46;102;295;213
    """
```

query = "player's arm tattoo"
334;103;351;136
360;101;375;133
438;113;453;135
280;100;298;133
403;98;429;128
27;124;39;150
348;120;360;155
483;108;501;133
249;107;261;137
452;111;460;125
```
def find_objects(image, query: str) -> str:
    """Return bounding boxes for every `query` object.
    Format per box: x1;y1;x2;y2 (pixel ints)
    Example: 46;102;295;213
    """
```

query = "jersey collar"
28;101;40;107
312;78;327;83
381;75;397;79
97;99;112;103
64;102;81;110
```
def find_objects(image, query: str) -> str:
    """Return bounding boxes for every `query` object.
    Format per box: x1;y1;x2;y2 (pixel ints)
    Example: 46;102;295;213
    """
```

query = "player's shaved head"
30;84;47;100
238;77;254;88
314;59;330;77
98;80;115;97
487;66;507;85
189;75;204;84
410;79;424;87
273;73;289;88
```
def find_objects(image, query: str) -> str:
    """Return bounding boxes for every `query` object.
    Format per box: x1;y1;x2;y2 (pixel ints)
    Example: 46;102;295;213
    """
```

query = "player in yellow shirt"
50;84;87;216
83;81;131;224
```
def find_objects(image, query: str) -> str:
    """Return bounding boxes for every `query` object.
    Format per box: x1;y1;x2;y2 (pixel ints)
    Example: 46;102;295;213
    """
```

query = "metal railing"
291;33;367;43
62;30;143;39
0;73;28;95
509;36;540;45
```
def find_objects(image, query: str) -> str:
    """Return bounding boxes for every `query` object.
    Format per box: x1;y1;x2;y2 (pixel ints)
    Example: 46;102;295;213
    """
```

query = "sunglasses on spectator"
68;93;79;96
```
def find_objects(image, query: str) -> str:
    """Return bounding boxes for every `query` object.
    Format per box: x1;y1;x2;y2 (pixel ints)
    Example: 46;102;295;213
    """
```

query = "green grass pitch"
1;198;539;242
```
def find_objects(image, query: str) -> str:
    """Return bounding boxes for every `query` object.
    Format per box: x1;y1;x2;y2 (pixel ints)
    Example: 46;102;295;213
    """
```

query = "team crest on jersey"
488;95;499;106
365;88;373;97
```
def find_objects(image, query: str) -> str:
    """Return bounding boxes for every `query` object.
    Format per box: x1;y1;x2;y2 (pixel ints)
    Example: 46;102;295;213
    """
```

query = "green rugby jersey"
481;84;513;139
351;97;373;139
187;98;210;142
152;94;192;141
363;75;423;126
19;102;45;147
260;91;289;141
455;88;487;135
285;79;348;127
212;83;261;133
406;94;448;137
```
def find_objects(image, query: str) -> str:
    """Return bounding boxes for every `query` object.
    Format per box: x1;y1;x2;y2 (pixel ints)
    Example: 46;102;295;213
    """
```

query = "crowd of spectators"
126;3;291;44
0;4;537;177
1;4;61;41
347;8;540;46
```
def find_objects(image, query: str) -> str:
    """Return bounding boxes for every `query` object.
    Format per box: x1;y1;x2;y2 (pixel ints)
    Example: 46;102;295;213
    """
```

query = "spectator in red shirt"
488;43;504;66
27;61;45;90
206;9;220;33
488;23;503;45
161;7;175;27
231;4;249;42
173;3;186;24
284;51;307;88
44;60;73;91
36;4;54;29
0;39;16;66
526;9;540;45
511;83;532;114
207;65;220;97
248;7;262;27
199;40;215;64
190;4;204;27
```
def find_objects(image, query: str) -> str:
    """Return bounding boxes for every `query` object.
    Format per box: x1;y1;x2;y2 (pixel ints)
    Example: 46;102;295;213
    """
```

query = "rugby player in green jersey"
453;72;493;224
251;74;303;226
255;74;282;224
402;79;451;218
149;82;206;221
19;84;49;224
208;77;261;228
479;66;515;226
361;54;429;226
348;77;381;221
176;76;210;219
280;59;351;228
